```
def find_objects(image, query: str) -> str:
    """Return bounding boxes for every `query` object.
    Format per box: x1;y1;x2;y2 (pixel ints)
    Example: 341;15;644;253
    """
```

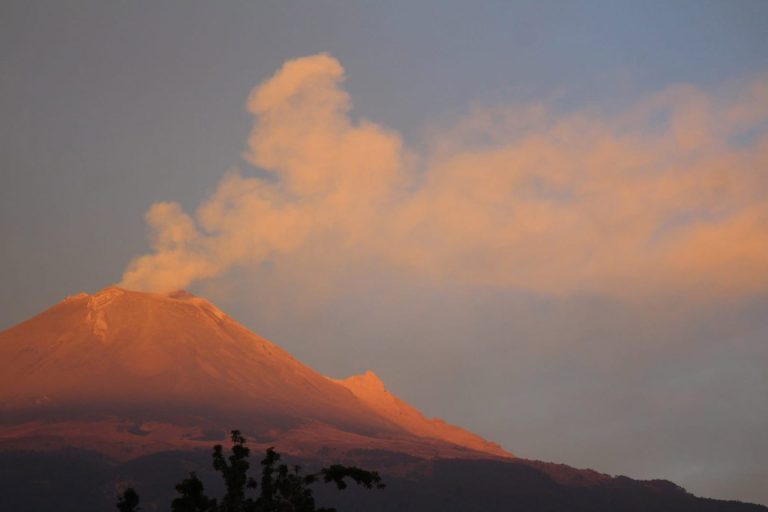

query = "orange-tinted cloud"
120;54;768;298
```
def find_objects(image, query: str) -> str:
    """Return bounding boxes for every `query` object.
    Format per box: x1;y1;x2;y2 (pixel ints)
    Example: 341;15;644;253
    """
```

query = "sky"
1;0;767;504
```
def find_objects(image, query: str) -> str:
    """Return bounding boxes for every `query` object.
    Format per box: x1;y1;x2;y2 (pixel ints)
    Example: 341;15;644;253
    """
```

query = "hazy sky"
2;1;767;504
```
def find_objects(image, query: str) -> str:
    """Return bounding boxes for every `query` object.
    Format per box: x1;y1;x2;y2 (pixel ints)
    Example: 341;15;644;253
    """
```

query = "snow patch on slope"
84;287;125;341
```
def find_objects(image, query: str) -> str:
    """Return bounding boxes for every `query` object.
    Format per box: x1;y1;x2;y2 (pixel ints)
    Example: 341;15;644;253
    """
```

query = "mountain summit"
0;286;508;459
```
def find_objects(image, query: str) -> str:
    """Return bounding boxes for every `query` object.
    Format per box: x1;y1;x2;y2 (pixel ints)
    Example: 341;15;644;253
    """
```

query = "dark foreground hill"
1;447;764;512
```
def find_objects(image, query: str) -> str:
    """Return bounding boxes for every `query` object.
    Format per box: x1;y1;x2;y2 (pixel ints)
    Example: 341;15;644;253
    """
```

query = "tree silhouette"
117;487;140;512
171;473;214;512
120;430;384;512
211;430;253;511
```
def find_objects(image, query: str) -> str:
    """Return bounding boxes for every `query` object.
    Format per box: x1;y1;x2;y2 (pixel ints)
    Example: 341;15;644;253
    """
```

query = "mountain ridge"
1;286;766;510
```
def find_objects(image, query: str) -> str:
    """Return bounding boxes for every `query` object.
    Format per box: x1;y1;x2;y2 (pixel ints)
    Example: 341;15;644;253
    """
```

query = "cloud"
121;54;768;298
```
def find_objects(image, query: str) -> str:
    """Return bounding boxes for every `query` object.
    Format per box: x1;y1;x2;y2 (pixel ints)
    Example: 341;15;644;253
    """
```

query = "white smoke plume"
121;54;768;298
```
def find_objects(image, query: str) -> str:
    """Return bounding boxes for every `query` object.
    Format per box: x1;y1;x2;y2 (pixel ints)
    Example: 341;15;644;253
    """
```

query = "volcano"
1;287;765;511
0;285;506;460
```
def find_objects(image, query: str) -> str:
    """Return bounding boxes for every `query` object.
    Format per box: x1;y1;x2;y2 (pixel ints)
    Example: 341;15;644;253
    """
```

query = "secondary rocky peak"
337;370;386;392
333;370;511;458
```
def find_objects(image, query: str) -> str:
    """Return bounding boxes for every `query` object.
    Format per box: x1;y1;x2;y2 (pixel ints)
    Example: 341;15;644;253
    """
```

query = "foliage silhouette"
118;430;384;512
117;487;140;512
171;473;214;512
